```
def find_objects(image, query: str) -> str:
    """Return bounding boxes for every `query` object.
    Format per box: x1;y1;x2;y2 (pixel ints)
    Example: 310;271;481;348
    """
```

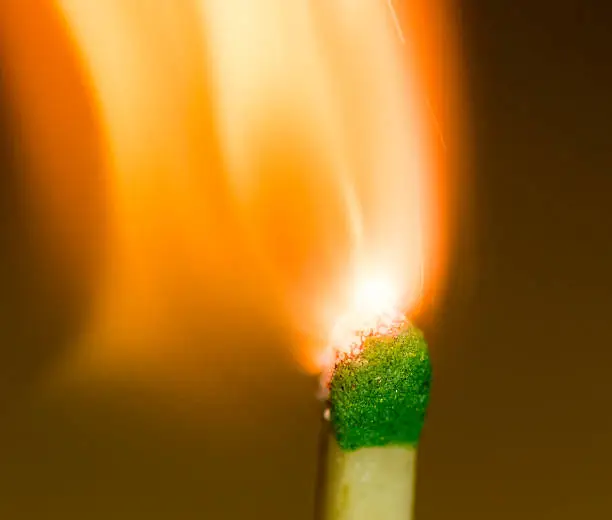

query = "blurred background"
1;0;612;519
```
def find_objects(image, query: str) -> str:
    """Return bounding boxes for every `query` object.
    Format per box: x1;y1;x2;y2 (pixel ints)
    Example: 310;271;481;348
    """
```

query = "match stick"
320;323;431;520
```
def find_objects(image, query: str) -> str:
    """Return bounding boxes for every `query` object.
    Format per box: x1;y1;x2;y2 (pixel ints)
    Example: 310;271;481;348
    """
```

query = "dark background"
1;0;612;518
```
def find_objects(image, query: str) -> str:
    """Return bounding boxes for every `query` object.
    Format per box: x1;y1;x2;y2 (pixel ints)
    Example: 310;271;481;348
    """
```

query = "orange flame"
2;0;463;378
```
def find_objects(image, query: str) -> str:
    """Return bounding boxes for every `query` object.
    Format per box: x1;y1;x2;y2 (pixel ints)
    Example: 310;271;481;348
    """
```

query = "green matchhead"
328;323;431;452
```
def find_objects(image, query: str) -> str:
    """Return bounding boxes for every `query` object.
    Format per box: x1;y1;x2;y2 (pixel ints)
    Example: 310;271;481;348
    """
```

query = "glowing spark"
387;0;405;44
426;98;448;152
384;0;447;152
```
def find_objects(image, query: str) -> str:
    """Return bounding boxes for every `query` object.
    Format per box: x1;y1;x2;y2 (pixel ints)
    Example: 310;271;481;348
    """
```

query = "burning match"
0;0;456;516
318;283;431;520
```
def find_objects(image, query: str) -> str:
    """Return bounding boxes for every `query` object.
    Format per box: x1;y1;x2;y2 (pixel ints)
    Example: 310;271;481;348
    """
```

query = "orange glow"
0;1;106;286
396;0;467;317
2;1;463;378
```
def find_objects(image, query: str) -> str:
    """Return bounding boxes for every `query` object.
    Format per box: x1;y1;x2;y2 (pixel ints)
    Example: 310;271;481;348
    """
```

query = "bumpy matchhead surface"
328;323;431;452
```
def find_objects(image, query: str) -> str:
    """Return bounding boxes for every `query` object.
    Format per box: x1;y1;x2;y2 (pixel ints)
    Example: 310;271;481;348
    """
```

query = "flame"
330;276;403;352
321;277;406;372
1;0;462;377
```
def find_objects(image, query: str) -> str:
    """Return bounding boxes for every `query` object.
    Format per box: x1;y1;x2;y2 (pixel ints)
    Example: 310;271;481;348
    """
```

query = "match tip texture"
329;324;431;452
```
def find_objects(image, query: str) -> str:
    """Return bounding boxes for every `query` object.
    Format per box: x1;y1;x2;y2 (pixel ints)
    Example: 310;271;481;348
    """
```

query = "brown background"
2;0;612;519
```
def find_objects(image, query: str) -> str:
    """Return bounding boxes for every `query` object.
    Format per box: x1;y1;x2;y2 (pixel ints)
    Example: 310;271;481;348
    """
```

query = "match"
320;321;431;520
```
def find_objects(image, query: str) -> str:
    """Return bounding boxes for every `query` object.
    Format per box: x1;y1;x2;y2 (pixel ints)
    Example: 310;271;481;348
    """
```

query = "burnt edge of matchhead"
328;323;432;452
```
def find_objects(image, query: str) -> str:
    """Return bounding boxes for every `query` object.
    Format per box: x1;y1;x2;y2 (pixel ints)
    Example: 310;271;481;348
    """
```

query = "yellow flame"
3;0;462;376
